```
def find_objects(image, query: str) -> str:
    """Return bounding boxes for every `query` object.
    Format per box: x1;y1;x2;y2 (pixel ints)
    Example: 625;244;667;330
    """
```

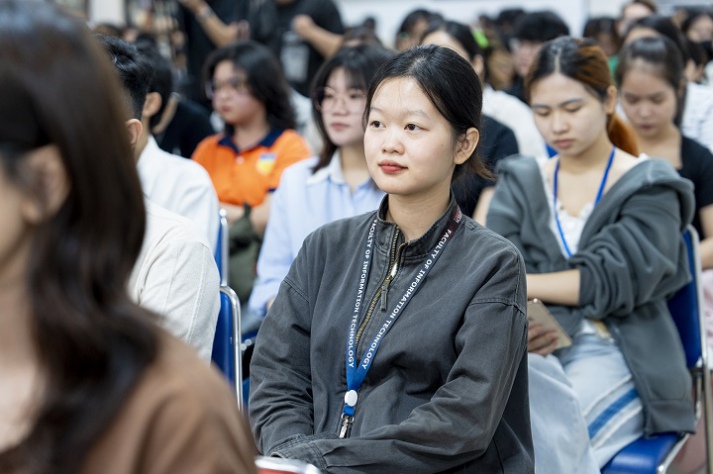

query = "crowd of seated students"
3;0;713;472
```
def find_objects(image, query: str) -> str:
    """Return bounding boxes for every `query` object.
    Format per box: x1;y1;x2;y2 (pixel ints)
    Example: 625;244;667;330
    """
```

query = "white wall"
335;0;632;46
89;0;124;24
88;0;635;36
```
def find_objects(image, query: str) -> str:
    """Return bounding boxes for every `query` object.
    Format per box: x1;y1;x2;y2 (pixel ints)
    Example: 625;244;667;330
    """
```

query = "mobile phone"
527;299;572;350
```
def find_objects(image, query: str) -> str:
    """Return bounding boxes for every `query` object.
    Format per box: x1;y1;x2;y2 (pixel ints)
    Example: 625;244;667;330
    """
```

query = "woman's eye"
534;110;550;117
565;107;581;114
369;120;382;128
405;124;421;131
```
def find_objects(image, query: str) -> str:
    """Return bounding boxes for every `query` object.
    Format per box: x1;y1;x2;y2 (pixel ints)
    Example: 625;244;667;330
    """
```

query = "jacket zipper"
355;228;402;349
342;228;403;438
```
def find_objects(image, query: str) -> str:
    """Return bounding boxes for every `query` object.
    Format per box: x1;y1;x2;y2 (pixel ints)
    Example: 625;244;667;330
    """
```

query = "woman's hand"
528;323;559;356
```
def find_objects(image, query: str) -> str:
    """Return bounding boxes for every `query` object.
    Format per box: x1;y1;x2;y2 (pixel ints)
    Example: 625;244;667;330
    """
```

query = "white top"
483;85;548;159
538;156;648;336
248;153;385;317
137;136;220;252
682;82;713;153
128;200;220;361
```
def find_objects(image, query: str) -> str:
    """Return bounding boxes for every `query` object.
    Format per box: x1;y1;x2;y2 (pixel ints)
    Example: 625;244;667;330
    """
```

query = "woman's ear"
20;145;70;223
454;127;480;165
142;92;162;121
677;78;687;99
604;85;618;114
472;55;485;82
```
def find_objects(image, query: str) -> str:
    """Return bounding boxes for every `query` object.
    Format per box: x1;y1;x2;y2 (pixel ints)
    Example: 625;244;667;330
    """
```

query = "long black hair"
365;45;488;181
0;1;157;472
616;36;686;126
310;44;395;173
420;20;489;83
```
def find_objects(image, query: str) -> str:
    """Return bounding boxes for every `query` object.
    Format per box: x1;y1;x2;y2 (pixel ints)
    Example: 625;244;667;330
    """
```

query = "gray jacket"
488;156;696;436
250;198;534;473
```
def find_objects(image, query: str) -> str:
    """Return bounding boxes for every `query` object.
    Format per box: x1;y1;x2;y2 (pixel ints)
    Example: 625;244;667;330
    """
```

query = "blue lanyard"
553;146;616;258
340;207;463;438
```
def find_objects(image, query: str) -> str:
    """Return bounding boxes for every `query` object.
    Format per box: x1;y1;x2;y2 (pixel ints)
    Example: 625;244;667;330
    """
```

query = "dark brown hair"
525;36;639;155
0;1;156;472
203;41;296;130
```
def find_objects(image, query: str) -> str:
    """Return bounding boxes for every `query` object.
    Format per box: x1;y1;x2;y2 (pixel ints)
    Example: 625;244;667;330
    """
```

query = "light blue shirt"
248;153;384;317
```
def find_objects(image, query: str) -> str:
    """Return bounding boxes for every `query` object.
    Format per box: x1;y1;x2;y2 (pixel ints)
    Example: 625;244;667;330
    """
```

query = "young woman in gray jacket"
249;45;534;473
488;36;696;470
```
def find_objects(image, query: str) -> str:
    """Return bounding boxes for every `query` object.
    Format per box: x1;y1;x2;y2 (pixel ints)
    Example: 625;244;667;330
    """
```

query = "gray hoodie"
488;156;696;436
250;197;534;473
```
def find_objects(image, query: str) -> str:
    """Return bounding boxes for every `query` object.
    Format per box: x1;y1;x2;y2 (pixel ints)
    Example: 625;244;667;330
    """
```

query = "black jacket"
250;197;534;473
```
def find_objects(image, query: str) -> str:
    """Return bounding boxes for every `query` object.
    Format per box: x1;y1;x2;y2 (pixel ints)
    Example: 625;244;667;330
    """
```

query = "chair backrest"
667;226;704;370
211;285;243;409
214;209;229;286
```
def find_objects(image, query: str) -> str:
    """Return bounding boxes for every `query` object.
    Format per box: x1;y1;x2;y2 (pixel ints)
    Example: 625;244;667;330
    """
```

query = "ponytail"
607;113;639;156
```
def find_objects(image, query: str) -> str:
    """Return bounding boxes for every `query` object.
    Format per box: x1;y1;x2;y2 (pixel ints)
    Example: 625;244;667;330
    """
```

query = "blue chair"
211;285;244;410
214;209;229;286
602;226;713;474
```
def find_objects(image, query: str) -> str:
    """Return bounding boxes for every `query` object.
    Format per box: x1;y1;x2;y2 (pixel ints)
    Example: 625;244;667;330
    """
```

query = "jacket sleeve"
267;248;531;473
486;164;529;261
249;239;318;453
572;185;686;319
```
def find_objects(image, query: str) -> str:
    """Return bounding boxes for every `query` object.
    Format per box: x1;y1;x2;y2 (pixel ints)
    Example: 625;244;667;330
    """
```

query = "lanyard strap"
343;208;463;419
553;146;615;258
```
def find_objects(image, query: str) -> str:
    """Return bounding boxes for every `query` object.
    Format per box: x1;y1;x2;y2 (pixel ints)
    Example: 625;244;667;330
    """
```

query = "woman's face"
319;68;366;148
619;61;679;140
210;60;264;126
596;32;619;57
530;72;614;158
687;15;713;42
0;162;33;286
421;31;485;79
364;77;471;201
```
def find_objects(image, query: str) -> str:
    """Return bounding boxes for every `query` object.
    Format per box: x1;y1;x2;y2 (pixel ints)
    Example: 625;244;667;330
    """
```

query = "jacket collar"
217;127;283;154
375;195;462;260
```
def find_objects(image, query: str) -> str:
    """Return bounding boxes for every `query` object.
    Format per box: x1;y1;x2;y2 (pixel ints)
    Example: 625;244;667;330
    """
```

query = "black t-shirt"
155;99;215;159
506;76;527;105
250;0;344;97
177;0;249;104
452;115;519;217
678;135;713;237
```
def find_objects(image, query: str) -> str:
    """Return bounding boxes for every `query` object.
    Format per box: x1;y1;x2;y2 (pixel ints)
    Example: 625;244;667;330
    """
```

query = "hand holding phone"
527;299;572;351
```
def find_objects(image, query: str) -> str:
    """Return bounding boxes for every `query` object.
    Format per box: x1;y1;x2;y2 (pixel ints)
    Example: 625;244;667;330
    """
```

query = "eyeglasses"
205;76;249;99
313;87;367;113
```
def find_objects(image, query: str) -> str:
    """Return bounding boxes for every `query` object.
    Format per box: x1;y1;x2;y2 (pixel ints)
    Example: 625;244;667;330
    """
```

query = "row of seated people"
113;9;713;474
2;0;711;472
